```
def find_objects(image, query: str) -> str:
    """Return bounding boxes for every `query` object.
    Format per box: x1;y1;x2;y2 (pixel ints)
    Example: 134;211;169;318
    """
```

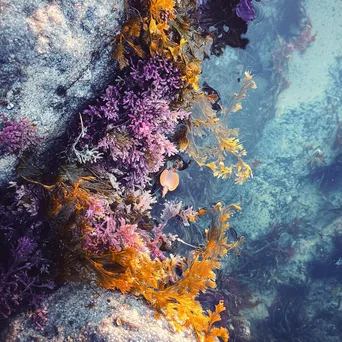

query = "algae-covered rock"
0;0;123;183
2;283;196;342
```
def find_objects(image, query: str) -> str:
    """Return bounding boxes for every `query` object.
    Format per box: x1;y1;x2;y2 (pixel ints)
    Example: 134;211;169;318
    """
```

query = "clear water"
169;0;342;340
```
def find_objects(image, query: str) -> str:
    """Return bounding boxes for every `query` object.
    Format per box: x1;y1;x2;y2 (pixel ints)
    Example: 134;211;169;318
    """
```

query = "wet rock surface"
0;0;123;183
1;283;196;342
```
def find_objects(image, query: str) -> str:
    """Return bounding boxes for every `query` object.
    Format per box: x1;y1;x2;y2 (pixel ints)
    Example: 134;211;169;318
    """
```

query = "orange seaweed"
87;204;242;341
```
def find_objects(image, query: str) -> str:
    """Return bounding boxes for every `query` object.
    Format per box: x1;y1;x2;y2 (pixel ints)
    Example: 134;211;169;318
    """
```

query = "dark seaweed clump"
307;234;342;281
192;0;251;55
310;153;342;192
257;283;318;342
0;185;56;328
233;222;298;285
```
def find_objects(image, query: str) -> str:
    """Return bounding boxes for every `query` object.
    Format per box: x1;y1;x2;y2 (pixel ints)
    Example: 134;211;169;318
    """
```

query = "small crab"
307;148;325;169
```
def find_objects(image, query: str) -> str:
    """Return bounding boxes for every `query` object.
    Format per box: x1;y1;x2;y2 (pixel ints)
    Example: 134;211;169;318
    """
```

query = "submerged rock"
0;0;124;183
2;283;196;342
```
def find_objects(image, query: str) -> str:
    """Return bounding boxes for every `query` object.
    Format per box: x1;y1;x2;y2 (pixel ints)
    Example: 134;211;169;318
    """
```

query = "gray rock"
0;0;124;183
2;283;196;342
0;154;17;181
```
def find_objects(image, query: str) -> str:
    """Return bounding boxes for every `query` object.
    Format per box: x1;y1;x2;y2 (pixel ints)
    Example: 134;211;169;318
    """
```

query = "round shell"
160;169;179;191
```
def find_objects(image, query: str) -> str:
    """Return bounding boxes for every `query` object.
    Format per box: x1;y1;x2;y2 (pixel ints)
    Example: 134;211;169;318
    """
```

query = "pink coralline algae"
84;214;149;255
80;56;190;186
0;115;41;154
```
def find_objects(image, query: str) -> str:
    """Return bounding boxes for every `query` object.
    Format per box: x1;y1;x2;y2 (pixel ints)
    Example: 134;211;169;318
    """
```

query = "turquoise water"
190;0;342;340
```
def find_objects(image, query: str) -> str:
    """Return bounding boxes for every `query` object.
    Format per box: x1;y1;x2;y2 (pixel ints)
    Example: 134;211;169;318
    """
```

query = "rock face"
0;0;124;182
2;283;196;342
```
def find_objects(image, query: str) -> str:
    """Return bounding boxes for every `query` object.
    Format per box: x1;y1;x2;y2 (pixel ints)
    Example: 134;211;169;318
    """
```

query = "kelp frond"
86;204;242;341
113;17;144;69
204;301;229;342
224;71;257;115
182;72;256;183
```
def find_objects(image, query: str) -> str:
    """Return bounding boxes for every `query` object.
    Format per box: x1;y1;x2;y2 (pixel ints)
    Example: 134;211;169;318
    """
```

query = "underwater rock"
310;153;342;192
0;0;123;184
1;283;196;342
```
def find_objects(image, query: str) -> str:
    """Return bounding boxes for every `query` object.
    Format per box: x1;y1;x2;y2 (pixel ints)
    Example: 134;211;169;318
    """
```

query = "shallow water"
186;0;342;340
